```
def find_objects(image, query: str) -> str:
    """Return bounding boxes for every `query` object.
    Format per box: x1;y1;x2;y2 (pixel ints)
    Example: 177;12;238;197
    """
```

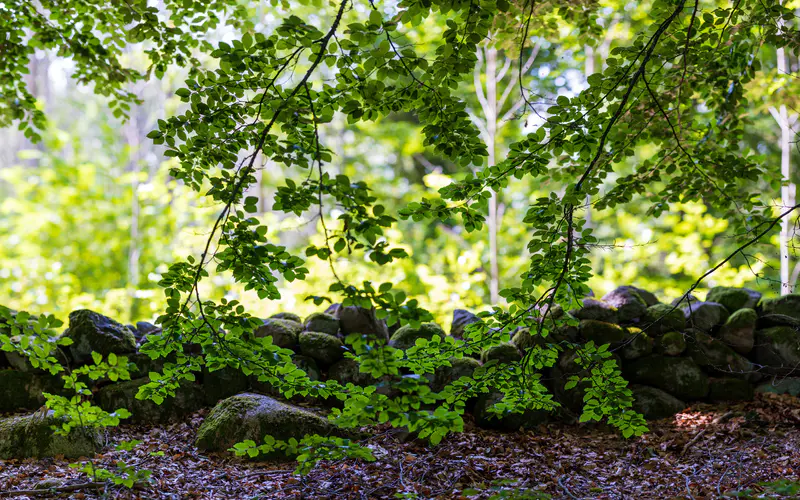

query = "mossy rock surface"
630;385;686;420
571;298;618;323
432;357;481;392
0;412;101;459
755;377;800;397
330;305;389;341
303;312;340;336
203;366;250;406
623;355;709;400
326;358;389;395
195;393;344;457
761;294;800;320
450;309;481;339
481;342;522;364
682;301;730;332
96;377;205;424
298;331;345;367
389;322;444;351
708;377;754;402
687;332;754;378
621;329;654;360
270;312;302;323
254;318;303;349
579;320;627;345
643;304;685;335
0;369;63;411
63;309;136;365
718;308;757;354
601;286;657;322
705;287;760;312
752;326;800;374
657;331;686;356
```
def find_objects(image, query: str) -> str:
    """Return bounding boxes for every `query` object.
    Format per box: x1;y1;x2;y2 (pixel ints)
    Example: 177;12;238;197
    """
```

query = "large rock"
195;393;343;457
656;331;686;356
755;377;800;396
570;299;618;323
473;391;549;430
602;286;657;322
752;326;800;374
682;302;730;332
270;312;302;323
708;377;754;402
642;304;685;335
621;329;654;360
623;355;709;400
757;313;800;329
630;385;686;420
133;321;161;343
203;366;250;406
705;287;761;312
303;313;340;336
96;377;205;424
431;357;481;392
761;294;800;320
579;320;628;345
253;318;303;349
63;310;136;364
671;294;701;307
298;332;345;367
718;308;757;354
450;309;481;339
389;322;444;351
0;369;63;411
481;342;522;364
327;304;389;341
686;332;754;379
0;412;102;459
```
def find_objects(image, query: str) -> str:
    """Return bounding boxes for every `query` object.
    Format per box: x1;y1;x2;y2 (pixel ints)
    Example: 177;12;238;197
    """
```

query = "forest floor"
1;393;799;499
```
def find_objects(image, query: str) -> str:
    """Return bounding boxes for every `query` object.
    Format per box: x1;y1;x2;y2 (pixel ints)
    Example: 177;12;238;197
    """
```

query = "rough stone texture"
511;328;542;351
450;309;481;339
755;377;800;396
389;323;444;351
657;331;686;356
270;312;302;323
96;377;205;424
718;308;757;354
63;309;137;365
570;299;618;324
203;366;250;406
761;293;800;320
195;393;343;457
630;385;686;420
752;326;800;374
757;313;800;329
303;312;340;336
682;302;730;332
671;294;701;307
642;304;686;335
473;391;549;431
621;329;654;360
0;412;101;459
431;357;481;392
687;332;754;379
602;286;656;322
327;304;389;342
133;321;161;342
705;287;761;312
481;342;522;364
579;320;628;345
708;377;754;402
623;355;709;400
253;318;303;349
298;331;345;367
0;369;63;411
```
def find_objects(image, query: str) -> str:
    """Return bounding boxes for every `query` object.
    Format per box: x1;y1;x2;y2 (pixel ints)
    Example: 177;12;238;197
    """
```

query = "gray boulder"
0;369;63;411
450;309;481;339
270;312;302;323
621;329;654;360
623;355;709;400
303;312;340;336
752;326;800;374
718;308;757;354
630;385;686;420
63;309;136;365
0;412;101;459
755;377;800;397
682;301;730;332
298;331;345;367
254;318;302;349
96;377;205;424
687;332;755;379
389;322;444;351
761;294;800;320
602;286;657;322
579;320;628;345
327;304;389;341
481;342;522;364
570;298;618;323
657;331;686;356
642;304;685;335
473;391;550;430
705;287;761;312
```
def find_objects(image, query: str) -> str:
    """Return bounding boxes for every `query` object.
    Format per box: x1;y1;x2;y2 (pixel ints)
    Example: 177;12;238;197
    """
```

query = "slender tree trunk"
485;47;500;304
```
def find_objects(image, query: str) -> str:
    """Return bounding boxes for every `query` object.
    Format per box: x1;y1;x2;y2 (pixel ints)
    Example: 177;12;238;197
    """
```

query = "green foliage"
230;435;375;474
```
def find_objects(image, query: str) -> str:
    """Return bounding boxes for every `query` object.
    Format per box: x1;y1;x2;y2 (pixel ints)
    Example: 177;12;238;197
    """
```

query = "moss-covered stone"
327;358;385;391
657;331;686;356
687;332;754;378
570;298;618;323
706;287;761;312
96;377;205;424
708;377;754;402
579;320;628;345
755;377;800;397
195;393;344;457
0;412;101;459
757;313;800;329
0;369;63;411
630;385;686;420
388;322;444;351
270;312;302;323
752;326;800;374
431;357;481;392
303;312;340;336
642;304;686;335
481;342;522;364
298;331;344;367
473;391;549;431
621;329;654;360
333;305;389;341
254;318;303;349
511;328;542;351
682;301;730;332
761;294;800;320
623;355;709;400
291;354;321;381
450;309;481;339
602;286;657;322
63;309;136;365
718;308;757;354
203;366;250;406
